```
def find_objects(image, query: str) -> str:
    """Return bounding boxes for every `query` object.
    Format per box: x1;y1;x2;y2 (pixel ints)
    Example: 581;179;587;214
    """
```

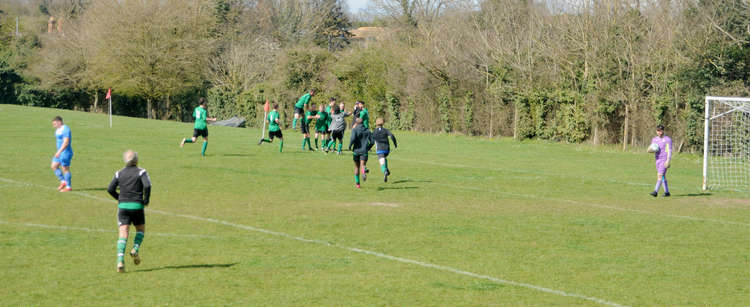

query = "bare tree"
79;0;216;119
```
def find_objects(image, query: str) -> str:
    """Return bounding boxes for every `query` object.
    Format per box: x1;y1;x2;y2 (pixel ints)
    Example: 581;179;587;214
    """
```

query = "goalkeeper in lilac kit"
649;125;672;197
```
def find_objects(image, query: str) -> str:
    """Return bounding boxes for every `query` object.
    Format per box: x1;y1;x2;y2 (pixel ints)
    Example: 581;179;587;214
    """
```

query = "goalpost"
703;96;750;191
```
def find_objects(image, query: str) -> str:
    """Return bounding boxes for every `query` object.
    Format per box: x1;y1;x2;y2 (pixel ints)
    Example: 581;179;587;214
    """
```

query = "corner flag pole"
262;100;270;139
106;88;112;128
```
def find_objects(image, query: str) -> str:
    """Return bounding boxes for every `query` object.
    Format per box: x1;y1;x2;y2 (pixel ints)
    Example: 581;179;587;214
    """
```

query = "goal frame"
702;96;750;191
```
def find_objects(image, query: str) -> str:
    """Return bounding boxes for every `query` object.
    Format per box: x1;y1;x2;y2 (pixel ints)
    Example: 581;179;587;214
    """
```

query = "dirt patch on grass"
340;202;401;208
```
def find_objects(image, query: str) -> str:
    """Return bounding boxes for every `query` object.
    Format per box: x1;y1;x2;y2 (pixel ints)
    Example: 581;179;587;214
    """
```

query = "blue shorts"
376;150;389;158
52;152;73;167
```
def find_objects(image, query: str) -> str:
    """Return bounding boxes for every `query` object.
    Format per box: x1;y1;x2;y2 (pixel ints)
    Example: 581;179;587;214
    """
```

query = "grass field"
1;104;749;306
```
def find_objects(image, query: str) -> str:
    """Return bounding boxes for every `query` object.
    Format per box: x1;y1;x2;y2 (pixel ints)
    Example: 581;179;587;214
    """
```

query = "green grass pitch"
1;104;748;305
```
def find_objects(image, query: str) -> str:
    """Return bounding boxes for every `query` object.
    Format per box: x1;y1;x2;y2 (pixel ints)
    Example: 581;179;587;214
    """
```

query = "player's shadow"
377;186;418;191
390;179;432;184
76;187;107;191
221;153;252;157
672;193;712;197
132;263;237;273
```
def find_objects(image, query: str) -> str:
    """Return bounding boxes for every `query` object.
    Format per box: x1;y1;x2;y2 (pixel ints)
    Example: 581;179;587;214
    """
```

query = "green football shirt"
268;111;281;132
194;106;208;130
359;108;369;129
325;105;333;126
303;110;317;125
268;110;280;132
295;93;312;109
316;111;329;131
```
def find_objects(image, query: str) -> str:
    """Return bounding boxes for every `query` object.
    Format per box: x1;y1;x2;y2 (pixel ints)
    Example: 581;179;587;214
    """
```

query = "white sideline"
0;177;624;306
429;182;750;227
0;220;218;238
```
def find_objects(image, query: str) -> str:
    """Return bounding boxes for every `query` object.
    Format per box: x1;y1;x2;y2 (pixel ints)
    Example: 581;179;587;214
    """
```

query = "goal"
703;96;750;191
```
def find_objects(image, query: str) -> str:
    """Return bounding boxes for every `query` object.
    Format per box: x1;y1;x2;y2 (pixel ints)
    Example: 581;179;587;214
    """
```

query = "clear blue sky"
346;0;370;13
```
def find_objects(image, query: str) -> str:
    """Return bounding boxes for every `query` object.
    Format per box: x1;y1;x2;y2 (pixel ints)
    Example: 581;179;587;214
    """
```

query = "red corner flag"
264;100;270;113
105;88;112;100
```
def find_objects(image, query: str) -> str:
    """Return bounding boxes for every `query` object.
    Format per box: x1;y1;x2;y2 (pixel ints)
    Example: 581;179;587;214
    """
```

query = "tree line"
1;0;749;151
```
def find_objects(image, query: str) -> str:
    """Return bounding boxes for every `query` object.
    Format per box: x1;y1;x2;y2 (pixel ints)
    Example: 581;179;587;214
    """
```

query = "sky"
346;0;371;13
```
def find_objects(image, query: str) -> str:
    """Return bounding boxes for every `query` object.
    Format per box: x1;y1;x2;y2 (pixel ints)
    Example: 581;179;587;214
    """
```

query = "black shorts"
118;208;145;226
301;123;310;134
353;153;368;164
269;130;283;139
332;130;344;141
294;107;304;115
193;128;208;138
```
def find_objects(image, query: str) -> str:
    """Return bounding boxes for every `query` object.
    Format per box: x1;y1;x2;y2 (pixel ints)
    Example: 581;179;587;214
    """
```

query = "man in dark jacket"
108;150;151;273
349;118;373;188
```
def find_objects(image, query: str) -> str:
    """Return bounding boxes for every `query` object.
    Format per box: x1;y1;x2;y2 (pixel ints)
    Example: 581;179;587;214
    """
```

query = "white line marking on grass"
0;177;625;306
429;182;750;227
0;220;218;238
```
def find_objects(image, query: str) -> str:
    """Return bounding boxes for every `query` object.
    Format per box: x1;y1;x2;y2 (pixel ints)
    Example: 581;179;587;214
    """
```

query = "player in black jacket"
108;150;151;273
349;118;373;188
372;118;398;182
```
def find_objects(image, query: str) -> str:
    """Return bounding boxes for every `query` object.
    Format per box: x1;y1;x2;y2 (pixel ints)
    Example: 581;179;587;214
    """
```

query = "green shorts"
353;153;368;164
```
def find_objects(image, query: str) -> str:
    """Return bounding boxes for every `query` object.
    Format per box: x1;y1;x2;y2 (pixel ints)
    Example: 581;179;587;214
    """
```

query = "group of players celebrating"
259;89;398;188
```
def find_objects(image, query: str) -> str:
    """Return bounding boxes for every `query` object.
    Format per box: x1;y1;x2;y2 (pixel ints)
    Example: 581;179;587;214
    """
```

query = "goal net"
703;96;750;191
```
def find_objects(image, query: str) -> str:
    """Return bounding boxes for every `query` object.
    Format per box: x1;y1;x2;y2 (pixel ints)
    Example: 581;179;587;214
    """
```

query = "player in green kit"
357;100;370;129
180;98;217;156
314;104;330;151
324;97;336;150
258;104;283;152
300;104;317;151
293;89;315;130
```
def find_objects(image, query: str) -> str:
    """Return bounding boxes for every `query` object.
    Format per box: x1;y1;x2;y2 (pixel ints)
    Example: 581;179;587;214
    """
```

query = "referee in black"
108;150;151;273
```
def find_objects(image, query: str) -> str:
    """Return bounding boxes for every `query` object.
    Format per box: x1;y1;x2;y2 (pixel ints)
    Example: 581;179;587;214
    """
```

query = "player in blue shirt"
51;116;73;192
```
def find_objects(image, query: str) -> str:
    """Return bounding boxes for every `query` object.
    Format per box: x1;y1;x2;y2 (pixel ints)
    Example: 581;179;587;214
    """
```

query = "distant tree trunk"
147;98;152;119
513;103;519;140
162;95;172;120
92;90;98;112
622;103;629;150
593;124;599;146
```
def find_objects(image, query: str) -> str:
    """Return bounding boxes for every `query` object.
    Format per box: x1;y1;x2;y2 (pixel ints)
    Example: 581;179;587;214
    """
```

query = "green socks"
381;164;387;173
293;118;298;129
337;143;343;153
184;138;193;143
133;231;144;253
384;159;388;172
201;142;208;156
261;138;271;143
302;138;308;150
315;138;319;148
355;174;360;184
117;237;127;263
279;140;283;152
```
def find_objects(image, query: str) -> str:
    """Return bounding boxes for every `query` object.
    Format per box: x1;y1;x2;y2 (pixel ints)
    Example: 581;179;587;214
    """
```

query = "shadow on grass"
377;186;418;191
672;193;712;197
133;263;237;273
221;153;252;157
76;187;107;191
390;179;432;184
